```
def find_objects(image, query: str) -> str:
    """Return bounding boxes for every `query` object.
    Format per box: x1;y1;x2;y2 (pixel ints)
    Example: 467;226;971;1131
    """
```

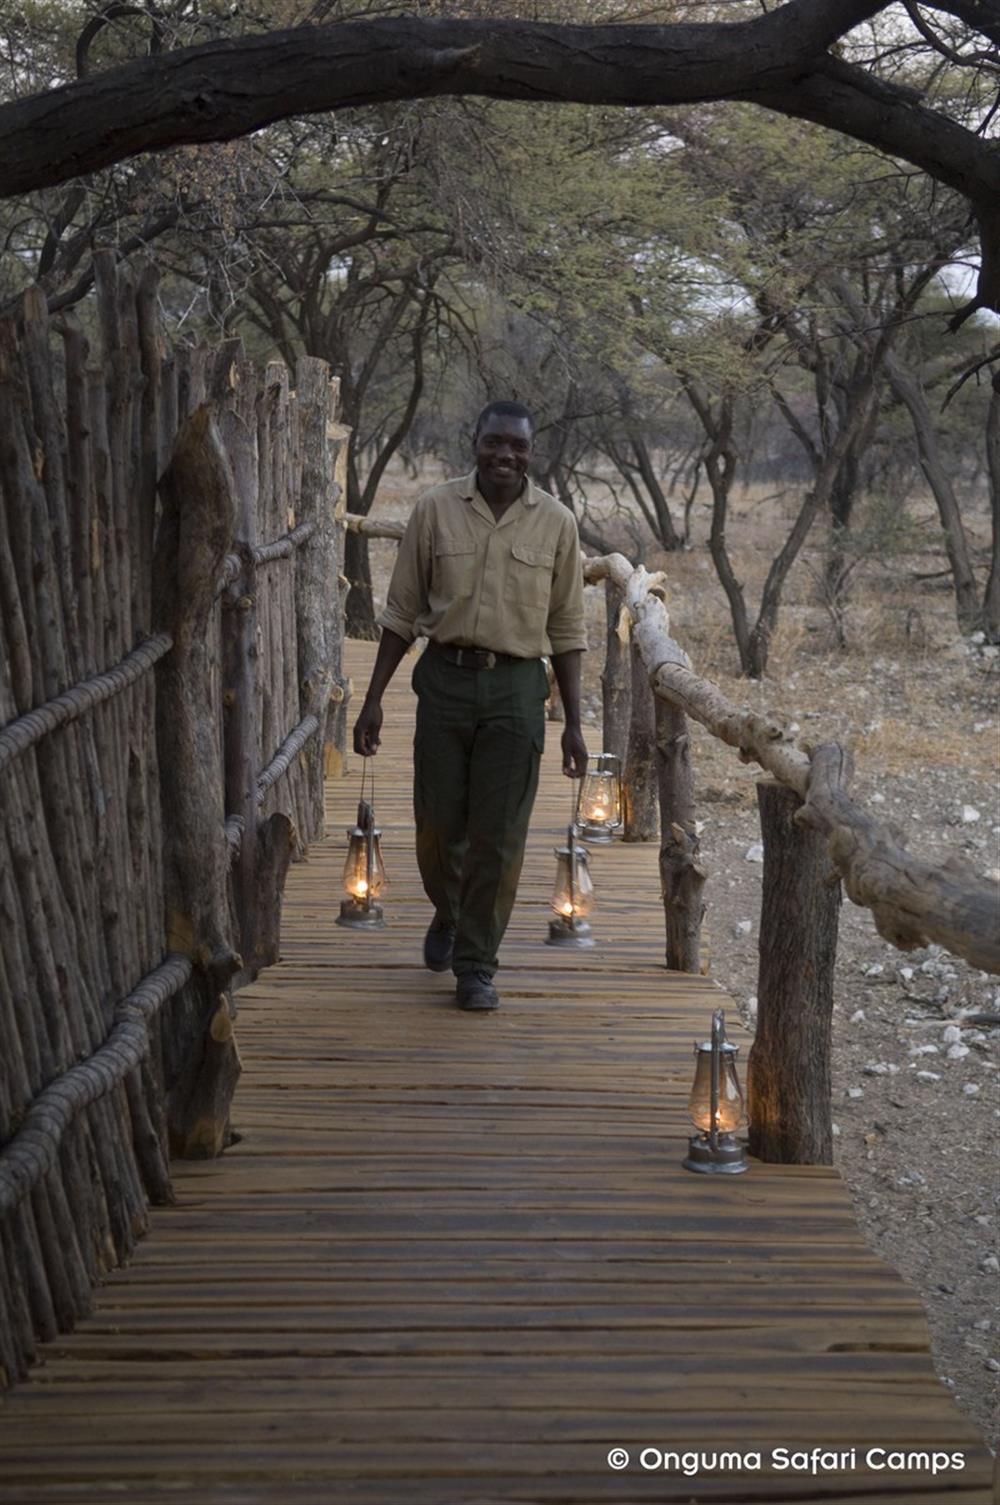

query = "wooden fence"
0;264;347;1387
346;513;1000;1165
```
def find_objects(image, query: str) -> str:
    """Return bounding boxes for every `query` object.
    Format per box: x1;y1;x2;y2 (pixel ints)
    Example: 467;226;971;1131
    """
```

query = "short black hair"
474;400;535;439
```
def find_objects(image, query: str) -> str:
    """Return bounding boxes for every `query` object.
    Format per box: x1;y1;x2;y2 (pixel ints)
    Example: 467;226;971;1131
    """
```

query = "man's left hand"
561;725;589;779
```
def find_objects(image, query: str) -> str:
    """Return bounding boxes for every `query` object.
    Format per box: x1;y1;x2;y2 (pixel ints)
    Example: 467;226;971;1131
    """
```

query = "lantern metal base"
545;917;595;947
574;821;617;845
336;898;386;929
682;1132;748;1174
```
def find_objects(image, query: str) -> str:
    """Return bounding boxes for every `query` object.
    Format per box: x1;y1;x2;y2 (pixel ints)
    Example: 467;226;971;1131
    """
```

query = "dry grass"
856;716;999;780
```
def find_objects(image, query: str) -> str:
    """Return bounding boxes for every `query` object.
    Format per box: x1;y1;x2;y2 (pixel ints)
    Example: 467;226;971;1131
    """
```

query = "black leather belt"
428;641;525;670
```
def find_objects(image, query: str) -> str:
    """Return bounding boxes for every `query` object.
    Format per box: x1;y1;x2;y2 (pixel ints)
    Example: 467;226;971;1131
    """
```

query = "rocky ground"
364;473;999;1451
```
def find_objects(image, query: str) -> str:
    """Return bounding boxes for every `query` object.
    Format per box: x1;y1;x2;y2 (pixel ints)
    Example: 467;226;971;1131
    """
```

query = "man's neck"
477;470;525;521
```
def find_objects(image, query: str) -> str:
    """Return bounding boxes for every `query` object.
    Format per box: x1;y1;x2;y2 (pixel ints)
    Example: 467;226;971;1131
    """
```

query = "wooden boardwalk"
0;641;992;1503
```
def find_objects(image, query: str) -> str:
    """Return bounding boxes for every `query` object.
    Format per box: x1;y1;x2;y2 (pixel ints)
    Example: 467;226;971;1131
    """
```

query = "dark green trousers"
412;645;548;976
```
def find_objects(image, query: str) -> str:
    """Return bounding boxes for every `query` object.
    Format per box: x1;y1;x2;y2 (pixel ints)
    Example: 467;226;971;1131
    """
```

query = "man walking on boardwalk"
352;401;588;1012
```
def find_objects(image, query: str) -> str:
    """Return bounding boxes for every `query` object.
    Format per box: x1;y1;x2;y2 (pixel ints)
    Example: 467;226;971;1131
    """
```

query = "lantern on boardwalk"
337;778;387;929
682;1008;748;1174
546;826;595;947
575;753;623;843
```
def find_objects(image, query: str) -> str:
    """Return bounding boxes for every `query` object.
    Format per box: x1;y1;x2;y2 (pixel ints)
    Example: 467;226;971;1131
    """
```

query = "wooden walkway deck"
0;641;993;1504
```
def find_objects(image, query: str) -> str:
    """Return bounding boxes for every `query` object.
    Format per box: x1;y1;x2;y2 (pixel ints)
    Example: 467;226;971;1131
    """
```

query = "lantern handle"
359;753;375;808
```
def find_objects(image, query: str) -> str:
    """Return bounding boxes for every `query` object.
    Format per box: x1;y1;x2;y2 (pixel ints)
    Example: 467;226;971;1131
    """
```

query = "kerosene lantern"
575;753;623;843
546;824;595;947
682;1008;748;1173
336;769;387;928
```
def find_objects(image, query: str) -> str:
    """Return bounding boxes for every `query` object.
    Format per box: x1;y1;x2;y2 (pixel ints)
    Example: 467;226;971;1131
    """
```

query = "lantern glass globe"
550;845;594;919
687;1043;745;1134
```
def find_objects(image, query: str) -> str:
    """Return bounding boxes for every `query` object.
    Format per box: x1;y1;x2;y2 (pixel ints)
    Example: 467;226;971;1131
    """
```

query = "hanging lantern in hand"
546;827;595;947
682;1008;748;1174
337;799;387;929
575;753;623;843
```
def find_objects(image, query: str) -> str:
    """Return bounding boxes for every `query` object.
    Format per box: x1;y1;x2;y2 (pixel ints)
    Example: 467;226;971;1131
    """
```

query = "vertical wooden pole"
622;638;658;841
601;579;631;764
655;698;706;972
748;779;841;1164
217;353;261;986
154;405;241;1157
295;357;340;835
326;397;352;779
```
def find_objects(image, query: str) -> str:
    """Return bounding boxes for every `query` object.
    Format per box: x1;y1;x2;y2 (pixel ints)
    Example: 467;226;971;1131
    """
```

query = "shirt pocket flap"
510;543;555;569
435;538;476;557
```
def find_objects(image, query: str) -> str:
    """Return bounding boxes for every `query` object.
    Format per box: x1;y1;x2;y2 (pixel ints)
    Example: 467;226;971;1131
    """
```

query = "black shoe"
424;915;456;972
456;970;500;1012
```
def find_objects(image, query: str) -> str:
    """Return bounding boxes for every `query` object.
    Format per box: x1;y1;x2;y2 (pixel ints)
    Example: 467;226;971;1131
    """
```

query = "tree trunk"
748;779;841;1165
824;403;876;614
622;638;658;842
629;429;682;551
886;354;982;635
983;373;1000;642
655;698;705;972
746;378;879;678
344;527;377;640
686;386;753;672
600;580;631;764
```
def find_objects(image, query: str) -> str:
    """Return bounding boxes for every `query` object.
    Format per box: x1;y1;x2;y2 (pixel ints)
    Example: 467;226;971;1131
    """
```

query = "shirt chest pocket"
433;538;478;600
508;542;555;609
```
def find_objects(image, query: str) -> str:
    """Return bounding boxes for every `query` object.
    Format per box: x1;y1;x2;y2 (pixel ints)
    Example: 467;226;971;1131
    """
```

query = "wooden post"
217;358;262;986
655;698;706;972
295;357;341;829
601;579;630;764
154;405;241;1157
748;779;841;1165
622;638;658;841
327;402;352;779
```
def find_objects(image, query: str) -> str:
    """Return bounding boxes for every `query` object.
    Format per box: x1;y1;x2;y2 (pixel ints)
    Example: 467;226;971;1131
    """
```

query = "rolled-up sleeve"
377;502;430;643
546;512;587;654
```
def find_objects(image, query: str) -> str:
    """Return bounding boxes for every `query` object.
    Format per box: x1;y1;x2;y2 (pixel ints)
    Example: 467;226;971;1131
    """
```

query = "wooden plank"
0;638;991;1502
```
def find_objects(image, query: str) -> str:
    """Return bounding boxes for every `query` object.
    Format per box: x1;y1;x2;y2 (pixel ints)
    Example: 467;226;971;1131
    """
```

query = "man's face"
474;413;533;489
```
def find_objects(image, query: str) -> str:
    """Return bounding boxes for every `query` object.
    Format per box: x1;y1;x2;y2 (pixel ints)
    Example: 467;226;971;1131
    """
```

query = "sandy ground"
359;463;999;1450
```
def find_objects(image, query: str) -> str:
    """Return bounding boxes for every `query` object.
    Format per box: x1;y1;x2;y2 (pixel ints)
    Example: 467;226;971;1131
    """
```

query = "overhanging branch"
0;6;943;191
1;5;997;310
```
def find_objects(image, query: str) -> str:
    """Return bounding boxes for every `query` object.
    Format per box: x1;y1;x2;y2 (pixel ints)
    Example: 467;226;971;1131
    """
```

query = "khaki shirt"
378;471;587;658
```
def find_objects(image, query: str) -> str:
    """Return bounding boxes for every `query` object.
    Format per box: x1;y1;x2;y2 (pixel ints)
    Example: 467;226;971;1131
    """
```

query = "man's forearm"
551;649;583;728
363;629;411;705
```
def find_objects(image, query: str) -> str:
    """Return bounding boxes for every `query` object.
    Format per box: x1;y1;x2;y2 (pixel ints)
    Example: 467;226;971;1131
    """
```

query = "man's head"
473;401;535;495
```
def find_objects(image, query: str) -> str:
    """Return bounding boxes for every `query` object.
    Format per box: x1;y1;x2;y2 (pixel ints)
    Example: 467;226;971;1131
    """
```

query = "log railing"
0;267;348;1386
582;552;1000;1165
343;513;999;1166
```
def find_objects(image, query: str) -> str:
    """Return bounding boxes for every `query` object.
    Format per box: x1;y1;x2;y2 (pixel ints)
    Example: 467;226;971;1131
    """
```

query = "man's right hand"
353;699;383;757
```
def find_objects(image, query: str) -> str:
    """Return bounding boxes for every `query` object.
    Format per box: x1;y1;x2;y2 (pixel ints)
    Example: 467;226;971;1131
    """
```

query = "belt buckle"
485;651;496;669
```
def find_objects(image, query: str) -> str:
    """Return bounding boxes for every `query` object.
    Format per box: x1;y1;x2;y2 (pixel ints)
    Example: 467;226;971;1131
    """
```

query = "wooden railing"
0;267;347;1386
344;513;1000;1165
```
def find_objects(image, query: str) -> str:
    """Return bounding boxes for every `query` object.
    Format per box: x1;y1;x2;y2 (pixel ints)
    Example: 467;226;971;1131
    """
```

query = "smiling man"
352;400;588;1012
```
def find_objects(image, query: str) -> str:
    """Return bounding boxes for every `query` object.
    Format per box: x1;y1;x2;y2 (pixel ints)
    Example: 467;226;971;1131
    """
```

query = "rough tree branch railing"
0;955;193;1218
345;514;404;541
214;519;317;599
583;552;1000;976
222;713;323;864
0;632;172;774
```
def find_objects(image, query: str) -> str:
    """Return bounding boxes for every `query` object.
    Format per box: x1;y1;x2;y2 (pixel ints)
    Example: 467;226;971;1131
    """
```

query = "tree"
2;3;999;321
